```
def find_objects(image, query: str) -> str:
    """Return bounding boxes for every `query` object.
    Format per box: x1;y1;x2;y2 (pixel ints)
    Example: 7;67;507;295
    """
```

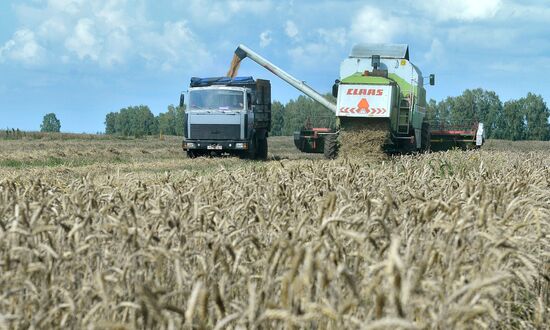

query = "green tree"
174;105;186;136
105;112;118;134
426;99;438;122
158;106;177;136
129;105;157;137
522;93;550;140
270;101;285;136
446;89;502;134
40;113;61;132
501;100;526;141
158;104;185;136
428;89;503;138
433;97;453;125
105;105;158;137
282;94;335;135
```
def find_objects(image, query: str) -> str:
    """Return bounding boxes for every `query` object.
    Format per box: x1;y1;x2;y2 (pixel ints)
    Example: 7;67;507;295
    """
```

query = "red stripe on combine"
431;130;475;135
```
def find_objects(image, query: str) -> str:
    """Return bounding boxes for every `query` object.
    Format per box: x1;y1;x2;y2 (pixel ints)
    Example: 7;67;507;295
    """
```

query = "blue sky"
0;0;549;133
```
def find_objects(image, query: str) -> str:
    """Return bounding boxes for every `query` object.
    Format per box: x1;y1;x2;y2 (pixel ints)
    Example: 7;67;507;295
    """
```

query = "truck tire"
187;150;197;158
247;134;258;160
324;134;339;159
421;122;431;152
257;137;268;160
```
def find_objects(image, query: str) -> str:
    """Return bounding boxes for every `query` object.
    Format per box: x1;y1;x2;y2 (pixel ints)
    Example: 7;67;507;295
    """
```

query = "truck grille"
189;124;241;140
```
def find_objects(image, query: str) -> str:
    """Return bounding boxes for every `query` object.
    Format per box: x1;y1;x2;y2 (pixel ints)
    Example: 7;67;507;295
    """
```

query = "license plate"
207;145;222;150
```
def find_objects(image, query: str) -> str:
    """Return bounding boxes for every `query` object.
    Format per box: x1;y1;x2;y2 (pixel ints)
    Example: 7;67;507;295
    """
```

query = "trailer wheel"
421;122;431;152
324;134;339;159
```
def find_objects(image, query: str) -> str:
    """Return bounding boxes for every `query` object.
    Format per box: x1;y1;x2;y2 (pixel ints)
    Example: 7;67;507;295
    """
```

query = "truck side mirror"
332;80;340;98
179;93;185;108
429;74;435;86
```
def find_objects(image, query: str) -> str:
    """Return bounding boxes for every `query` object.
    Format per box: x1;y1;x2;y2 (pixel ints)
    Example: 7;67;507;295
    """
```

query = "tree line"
104;89;550;141
104;105;185;137
426;89;550;140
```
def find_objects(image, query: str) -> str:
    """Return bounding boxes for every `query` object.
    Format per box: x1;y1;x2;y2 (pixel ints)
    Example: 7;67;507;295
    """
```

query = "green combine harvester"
233;44;485;158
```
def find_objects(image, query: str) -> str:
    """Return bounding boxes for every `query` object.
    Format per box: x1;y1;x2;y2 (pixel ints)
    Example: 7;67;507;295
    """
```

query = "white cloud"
47;0;83;15
38;18;68;41
497;2;550;22
418;0;502;21
350;6;400;43
140;21;212;72
317;28;346;47
95;1;132;33
285;20;299;39
227;0;272;13
3;0;215;71
65;18;100;61
0;29;45;65
287;29;346;70
102;29;132;67
488;61;522;73
187;0;273;23
260;30;272;47
424;38;445;63
447;26;517;49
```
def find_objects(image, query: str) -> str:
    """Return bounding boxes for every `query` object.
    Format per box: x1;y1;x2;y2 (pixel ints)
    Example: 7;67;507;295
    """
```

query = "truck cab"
181;77;271;159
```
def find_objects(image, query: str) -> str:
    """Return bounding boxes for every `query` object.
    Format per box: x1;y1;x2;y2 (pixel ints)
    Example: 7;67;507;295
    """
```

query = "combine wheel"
421;122;431;152
323;134;339;159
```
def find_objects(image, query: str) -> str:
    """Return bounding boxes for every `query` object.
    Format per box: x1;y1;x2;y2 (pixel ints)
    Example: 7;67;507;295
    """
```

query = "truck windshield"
189;89;245;110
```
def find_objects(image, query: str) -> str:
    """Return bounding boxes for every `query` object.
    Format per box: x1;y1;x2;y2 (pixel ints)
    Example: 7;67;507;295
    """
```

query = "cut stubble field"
0;135;548;329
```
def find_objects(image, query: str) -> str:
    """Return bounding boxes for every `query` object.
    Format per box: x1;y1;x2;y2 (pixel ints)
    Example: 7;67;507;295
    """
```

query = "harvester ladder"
397;107;409;134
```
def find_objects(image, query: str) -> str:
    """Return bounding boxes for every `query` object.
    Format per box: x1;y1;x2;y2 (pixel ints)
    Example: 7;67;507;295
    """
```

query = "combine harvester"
232;44;485;158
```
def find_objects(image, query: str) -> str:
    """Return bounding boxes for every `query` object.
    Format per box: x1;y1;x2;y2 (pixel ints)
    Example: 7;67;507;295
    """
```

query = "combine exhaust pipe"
235;44;337;113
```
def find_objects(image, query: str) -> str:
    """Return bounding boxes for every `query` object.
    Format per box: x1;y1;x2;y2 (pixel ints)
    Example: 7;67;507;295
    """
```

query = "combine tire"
324;134;339;159
257;137;268;160
421;122;431;152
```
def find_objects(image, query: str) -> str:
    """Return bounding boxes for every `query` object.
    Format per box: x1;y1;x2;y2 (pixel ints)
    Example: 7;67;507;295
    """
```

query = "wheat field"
0;135;548;329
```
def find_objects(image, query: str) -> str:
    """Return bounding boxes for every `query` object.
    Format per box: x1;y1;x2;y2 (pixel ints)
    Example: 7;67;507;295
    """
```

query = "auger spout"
234;44;337;113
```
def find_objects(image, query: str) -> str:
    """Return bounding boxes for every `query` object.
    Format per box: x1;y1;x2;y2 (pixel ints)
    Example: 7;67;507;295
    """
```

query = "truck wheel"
324;134;339;159
187;150;197;158
257;137;268;160
247;134;258;160
421;122;431;152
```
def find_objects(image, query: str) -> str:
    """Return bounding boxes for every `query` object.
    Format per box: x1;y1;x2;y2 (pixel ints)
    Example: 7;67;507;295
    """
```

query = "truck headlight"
235;143;247;149
185;142;196;149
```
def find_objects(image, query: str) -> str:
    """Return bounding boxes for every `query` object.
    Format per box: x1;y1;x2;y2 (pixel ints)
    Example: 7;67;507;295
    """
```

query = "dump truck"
232;44;485;158
180;76;271;159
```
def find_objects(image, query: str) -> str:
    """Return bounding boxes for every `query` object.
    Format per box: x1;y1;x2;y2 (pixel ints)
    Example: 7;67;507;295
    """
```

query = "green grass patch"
0;156;129;168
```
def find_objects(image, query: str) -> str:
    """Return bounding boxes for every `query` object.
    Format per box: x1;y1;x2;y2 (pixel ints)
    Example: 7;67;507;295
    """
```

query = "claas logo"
346;88;383;96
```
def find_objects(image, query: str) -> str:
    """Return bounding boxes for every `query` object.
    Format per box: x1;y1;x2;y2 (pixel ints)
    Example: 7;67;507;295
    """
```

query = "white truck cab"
181;77;271;159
